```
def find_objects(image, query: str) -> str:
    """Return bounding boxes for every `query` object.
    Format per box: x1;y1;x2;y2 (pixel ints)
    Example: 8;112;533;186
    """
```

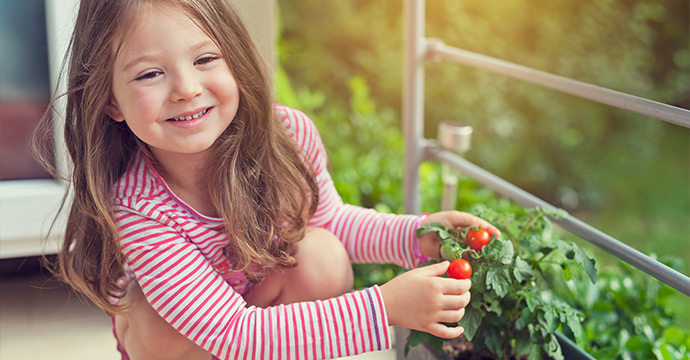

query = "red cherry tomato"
466;228;491;252
447;259;472;279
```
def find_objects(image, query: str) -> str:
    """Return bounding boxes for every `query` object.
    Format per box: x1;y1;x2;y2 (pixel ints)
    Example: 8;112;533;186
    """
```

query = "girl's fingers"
418;261;450;277
428;322;465;339
440;292;471;310
454;212;501;238
440;278;471;295
468;217;501;238
437;308;466;323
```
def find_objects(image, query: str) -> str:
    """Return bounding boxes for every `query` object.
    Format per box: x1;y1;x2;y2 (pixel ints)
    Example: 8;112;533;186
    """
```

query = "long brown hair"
32;0;318;314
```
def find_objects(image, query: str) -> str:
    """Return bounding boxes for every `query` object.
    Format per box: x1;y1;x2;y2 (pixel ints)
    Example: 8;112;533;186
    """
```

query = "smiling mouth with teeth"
168;108;209;121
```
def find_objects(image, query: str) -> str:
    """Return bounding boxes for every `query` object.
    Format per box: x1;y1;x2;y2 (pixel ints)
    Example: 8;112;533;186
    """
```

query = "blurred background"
275;0;690;349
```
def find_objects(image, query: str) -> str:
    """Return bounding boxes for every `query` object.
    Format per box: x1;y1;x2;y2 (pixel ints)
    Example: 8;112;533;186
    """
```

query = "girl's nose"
170;70;202;102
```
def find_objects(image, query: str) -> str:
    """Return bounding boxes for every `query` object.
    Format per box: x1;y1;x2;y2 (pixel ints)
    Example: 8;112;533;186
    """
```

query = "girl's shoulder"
273;104;320;143
273;104;326;167
113;149;164;206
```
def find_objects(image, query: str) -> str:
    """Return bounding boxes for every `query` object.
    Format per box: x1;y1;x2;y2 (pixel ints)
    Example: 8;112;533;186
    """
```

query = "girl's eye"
195;55;219;66
135;71;162;81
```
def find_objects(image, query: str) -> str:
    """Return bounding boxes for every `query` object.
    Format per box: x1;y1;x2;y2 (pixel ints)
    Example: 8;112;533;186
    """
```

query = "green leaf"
404;330;444;357
562;263;573;281
484;330;503;357
544;334;564;360
539;206;569;220
592;300;615;312
514;256;536;282
571;244;597;284
486;267;512;297
438;228;452;241
471;262;488;292
562;309;585;344
515;331;540;358
517;306;535;330
625;335;649;353
415;222;445;238
528;323;542;339
404;330;426;357
527;350;542;360
426;336;445;356
459;304;484;341
520;289;544;313
499;239;515;265
483;312;507;327
662;326;689;346
484;296;503;316
406;330;430;347
542;308;558;333
652;340;687;360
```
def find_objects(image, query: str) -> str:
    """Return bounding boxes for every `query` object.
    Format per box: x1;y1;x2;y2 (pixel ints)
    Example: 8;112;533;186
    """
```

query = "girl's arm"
278;106;427;268
278;105;500;268
276;106;424;268
115;205;391;360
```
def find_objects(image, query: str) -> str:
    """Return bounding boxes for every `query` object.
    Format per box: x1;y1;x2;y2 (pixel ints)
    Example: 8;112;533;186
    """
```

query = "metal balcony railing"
401;0;690;297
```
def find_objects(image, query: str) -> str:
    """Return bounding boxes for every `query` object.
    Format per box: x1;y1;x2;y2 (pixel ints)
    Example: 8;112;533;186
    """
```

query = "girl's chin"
148;144;216;159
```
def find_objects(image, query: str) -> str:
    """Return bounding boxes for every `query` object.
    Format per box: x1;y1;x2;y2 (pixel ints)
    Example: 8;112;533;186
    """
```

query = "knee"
299;227;353;296
244;228;354;307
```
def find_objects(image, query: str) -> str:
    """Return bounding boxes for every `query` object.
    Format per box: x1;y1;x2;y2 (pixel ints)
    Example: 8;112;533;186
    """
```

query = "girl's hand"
379;261;471;339
418;211;501;260
107;266;135;305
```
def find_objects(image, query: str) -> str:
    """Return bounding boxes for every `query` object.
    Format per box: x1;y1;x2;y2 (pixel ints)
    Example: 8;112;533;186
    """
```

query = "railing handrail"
428;144;690;297
425;39;690;129
403;0;690;298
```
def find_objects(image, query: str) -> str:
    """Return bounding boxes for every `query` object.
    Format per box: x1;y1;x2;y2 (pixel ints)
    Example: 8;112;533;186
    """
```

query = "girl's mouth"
167;108;210;121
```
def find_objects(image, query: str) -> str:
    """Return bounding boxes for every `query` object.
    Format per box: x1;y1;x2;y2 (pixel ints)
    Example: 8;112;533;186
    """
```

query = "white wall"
233;0;276;71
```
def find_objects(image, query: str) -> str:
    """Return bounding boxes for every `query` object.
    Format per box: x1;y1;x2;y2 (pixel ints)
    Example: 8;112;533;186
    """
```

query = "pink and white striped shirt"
114;105;425;359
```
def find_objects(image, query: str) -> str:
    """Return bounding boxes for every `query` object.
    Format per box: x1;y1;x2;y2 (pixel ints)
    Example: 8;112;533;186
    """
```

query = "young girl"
34;0;500;359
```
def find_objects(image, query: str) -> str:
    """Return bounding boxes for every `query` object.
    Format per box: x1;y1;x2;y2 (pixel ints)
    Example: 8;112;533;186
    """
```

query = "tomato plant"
408;205;598;360
447;259;472;279
465;228;491;252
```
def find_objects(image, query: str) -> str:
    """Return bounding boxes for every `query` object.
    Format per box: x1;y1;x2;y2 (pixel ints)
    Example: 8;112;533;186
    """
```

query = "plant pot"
394;327;595;360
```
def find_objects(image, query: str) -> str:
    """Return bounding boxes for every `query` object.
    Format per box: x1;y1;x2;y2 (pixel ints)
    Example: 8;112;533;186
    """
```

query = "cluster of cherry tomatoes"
446;228;491;280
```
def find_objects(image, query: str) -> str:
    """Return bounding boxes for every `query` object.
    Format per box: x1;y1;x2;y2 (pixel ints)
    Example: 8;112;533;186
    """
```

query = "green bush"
554;257;690;359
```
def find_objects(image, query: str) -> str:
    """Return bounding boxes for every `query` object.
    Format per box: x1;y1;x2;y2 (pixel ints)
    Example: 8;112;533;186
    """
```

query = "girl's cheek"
130;90;161;115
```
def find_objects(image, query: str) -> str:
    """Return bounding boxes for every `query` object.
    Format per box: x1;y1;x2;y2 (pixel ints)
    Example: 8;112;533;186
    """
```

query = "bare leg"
243;227;354;307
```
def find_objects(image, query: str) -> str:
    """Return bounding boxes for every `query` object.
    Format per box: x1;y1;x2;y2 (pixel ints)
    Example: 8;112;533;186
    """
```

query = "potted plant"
404;205;598;360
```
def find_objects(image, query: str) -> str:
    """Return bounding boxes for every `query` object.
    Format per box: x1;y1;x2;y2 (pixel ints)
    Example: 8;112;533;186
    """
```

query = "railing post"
403;0;426;214
438;122;473;210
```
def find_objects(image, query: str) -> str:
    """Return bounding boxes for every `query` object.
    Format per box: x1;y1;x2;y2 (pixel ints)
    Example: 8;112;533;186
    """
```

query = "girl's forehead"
114;6;216;60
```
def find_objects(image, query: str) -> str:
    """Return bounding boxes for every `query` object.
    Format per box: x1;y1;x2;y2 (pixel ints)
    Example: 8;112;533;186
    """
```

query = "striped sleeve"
277;105;425;269
115;204;391;360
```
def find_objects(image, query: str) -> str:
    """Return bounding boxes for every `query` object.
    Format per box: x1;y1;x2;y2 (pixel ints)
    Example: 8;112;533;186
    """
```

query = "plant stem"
512;293;525;321
535;251;554;264
513;209;551;256
515;212;542;242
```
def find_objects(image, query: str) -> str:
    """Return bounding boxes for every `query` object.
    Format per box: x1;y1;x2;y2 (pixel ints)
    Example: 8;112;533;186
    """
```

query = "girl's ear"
105;101;125;122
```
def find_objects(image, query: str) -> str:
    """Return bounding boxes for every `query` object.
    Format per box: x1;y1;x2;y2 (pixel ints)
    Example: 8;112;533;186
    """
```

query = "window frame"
0;0;76;259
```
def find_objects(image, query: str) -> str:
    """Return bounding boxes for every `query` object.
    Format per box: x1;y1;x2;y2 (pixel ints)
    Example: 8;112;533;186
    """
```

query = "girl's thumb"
422;261;450;276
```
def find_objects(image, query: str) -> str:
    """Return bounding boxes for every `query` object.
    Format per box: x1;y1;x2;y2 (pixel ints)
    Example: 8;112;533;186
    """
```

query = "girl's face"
108;6;239;163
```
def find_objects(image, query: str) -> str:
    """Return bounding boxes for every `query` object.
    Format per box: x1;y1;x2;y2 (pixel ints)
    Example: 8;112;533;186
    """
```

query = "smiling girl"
33;0;500;359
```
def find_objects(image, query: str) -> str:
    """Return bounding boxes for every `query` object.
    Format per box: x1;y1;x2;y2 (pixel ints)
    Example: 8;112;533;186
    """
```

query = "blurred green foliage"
553;257;690;359
276;0;689;330
277;0;689;261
